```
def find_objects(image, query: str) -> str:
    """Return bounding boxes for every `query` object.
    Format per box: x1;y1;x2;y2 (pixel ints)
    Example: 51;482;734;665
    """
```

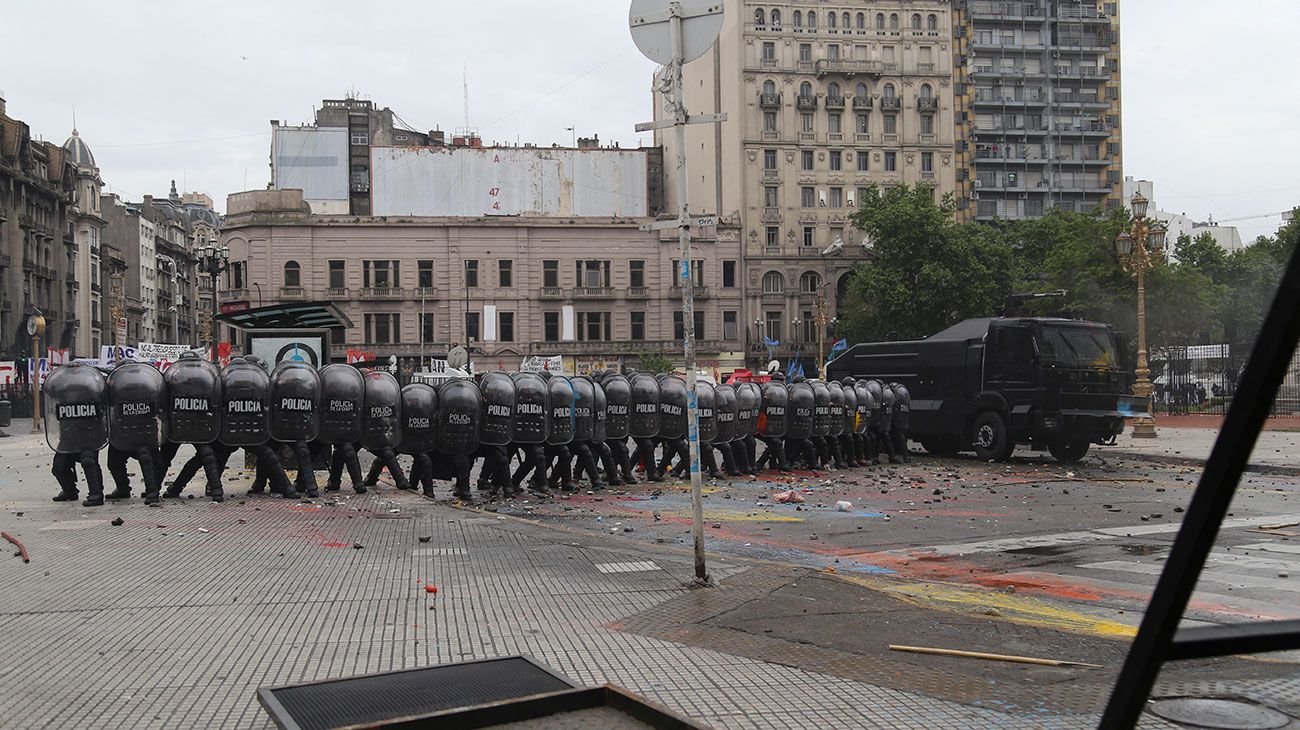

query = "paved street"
1;426;1297;729
1104;424;1300;474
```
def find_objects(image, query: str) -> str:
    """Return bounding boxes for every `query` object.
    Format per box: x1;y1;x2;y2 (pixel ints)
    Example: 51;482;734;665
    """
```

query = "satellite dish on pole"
447;346;469;371
629;0;724;65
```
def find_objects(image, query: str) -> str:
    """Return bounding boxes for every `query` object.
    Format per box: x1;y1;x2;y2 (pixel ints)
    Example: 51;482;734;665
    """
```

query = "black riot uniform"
693;381;722;479
45;362;109;506
568;376;606;489
755;379;789;472
320;364;368;493
733;382;762;475
839;380;860;468
785;379;818;469
628;372;662;482
394;383;438;495
867;379;896;464
655;375;690;479
890;382;912;463
219;357;297;498
270;361;323;497
543;373;578;491
359;370;410;490
476;372;516;496
106;361;168;503
600;371;636;484
161;353;225;501
848;378;871;467
826;381;847;469
435;378;481;499
589;377;620;485
712;384;740;476
509;372;552;494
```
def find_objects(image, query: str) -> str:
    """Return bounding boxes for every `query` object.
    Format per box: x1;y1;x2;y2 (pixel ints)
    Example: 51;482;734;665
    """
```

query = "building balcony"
759;92;782;108
626;286;650;299
280;286;306;300
89;244;100;258
65;270;77;284
919;133;937;144
527;339;733;356
670;285;710;299
880;96;902;111
760;292;787;302
538;286;565;300
91;282;101;294
762;168;780;181
815;59;888;77
0;253;10;268
917;97;939;112
325;286;349;298
573;286;615;299
798;131;816;142
36;264;57;280
359;286;405;299
761;208;782;223
824;95;845;110
796;95;818;110
18;213;34;229
916;63;937;73
973;95;1048;107
761;130;780;141
413;286;437;298
855;132;872;142
219;288;248;303
852;96;872;110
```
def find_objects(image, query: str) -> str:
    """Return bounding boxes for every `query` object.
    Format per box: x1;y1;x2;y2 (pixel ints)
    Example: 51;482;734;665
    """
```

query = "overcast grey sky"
2;1;1297;239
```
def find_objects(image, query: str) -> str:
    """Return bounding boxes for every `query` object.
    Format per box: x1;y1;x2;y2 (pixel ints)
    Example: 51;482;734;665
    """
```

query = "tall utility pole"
631;0;725;585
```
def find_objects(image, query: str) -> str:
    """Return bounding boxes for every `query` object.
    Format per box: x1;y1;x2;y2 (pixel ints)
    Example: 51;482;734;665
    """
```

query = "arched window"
927;14;938;31
920;83;933;98
770;9;781;28
889;13;899;30
799;271;821;293
911;13;922;29
763;79;777;95
828;12;836;28
799;81;813;97
283;260;301;288
842;12;851;29
762;271;785;294
883;83;896;98
755;8;765;26
807;11;816;28
855;82;869;98
875;13;885;29
856;12;865;29
793;10;802;27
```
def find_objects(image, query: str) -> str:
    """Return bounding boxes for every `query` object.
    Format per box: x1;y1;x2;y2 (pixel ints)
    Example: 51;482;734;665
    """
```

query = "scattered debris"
417;536;432;543
352;543;364;550
424;584;438;594
888;645;1102;668
2;532;29;563
110;517;125;527
773;490;805;504
835;501;853;512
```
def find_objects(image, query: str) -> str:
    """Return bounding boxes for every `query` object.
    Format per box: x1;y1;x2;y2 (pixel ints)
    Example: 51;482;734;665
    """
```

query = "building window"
911;13;922;30
857;150;869;171
765;312;783;341
763;112;777;131
544;311;560;341
889;13;899;30
856;12;865;29
350;132;368;146
765;226;780;246
799;81;812;97
283;260;300;288
366;313;400;344
465;311;480;342
463;259;479;288
723;311;738;340
363;260;399;288
630;311;646;341
722;260;737;288
920;83;932;99
765;186;779;207
542;259;558;288
827;44;840;60
920;115;934;134
420;312;435;344
576;259;611;288
927;14;938;31
762;271;785;294
828;113;842;134
629;260;645;288
770;9;781;28
829;187;843;208
673;311;706;340
807;11;816;28
801;187;815;208
921;152;934;172
761;41;775;61
793;9;802;27
801;113;814;133
577;311;611;341
497;259;512;287
763;149;777;169
670;259;705;288
801;149;814;170
799;43;811;61
418;260;434;289
876;13;885;29
885;151;897;171
803;226;815;246
827;11;836;28
801;311;819;342
829;150;842;170
856;113;869;134
883;114;897;134
800;271;822;293
498;311;514;342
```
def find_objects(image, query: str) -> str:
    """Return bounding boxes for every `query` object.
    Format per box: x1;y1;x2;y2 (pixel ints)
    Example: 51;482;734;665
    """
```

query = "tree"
636;352;674;374
1173;232;1229;283
842;185;1012;342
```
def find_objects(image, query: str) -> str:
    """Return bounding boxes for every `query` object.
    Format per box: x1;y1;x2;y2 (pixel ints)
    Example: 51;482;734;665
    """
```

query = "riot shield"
841;382;860;435
270;361;322;443
220;359;271;447
164;353;221;444
866;379;887;426
812;381;833;436
852;380;872;434
695;381;718;443
436;379;481;454
658;376;688;440
546;376;575;446
713;384;737;444
479;372;516;446
787;382;815;439
602;373;631;439
361;370;402;451
826;381;846;437
592;379;608;442
398;383;438;454
758;381;788;438
107;361;168;451
43;362;108;454
571;376;596;442
737;382;762;439
628;373;661;439
879;380;896;421
319;364;365;445
892;383;911;429
511;372;550;444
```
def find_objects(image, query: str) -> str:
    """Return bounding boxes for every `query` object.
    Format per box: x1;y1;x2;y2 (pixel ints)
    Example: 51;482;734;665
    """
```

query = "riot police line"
42;353;913;508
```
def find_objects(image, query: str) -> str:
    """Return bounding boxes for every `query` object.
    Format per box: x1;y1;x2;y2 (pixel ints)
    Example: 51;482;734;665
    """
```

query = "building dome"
63;129;95;167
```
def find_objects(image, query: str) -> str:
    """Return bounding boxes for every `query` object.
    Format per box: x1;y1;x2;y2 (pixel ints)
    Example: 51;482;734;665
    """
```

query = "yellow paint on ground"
838;575;1137;639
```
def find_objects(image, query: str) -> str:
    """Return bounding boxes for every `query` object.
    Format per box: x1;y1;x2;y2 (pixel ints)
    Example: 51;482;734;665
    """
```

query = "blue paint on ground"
837;562;896;575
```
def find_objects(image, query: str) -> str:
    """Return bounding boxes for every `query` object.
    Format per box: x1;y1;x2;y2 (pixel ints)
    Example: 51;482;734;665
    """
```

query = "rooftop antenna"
462;66;470;131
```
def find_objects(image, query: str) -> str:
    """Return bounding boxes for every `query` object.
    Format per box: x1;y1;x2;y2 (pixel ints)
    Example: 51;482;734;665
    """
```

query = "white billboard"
370;146;649;217
272;127;349;206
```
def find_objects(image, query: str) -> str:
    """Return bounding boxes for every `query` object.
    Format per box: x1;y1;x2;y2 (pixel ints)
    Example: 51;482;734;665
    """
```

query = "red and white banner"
47;348;70;365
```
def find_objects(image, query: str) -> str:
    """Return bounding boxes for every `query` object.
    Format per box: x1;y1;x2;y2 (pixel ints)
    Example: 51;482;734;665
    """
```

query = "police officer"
755;379;789;472
161;352;225;501
106;361;168;504
890;382;912;463
628;371;663;482
694;381;723;479
785;377;818;469
45;362;109;506
509;371;552;495
733;382;762;476
655;374;690;480
599;370;637;485
269;361;323;498
220;357;298;498
866;379;896;464
392;382;438;495
476;372;515;496
435;378;481;499
848;378;872;467
359;369;411;491
320;364;368;494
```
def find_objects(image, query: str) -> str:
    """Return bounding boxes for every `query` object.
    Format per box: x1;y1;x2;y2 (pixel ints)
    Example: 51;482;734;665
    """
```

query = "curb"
1100;448;1300;477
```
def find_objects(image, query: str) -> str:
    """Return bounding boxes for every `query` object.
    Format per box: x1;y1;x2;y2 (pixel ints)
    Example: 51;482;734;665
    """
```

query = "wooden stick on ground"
2;531;29;563
889;644;1102;669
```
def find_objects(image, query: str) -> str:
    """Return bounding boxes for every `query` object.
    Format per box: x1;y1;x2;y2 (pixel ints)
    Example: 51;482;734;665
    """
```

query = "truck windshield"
1036;325;1119;369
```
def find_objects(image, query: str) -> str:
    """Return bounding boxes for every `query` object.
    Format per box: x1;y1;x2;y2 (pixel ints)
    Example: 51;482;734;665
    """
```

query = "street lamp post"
1115;192;1166;439
196;240;231;364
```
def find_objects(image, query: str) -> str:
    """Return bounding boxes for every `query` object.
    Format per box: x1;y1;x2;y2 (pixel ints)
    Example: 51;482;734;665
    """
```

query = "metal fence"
0;384;34;419
1152;342;1300;416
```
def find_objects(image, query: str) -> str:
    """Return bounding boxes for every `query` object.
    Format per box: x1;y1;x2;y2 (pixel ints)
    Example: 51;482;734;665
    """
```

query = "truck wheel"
971;411;1013;461
1048;439;1090;464
922;435;961;456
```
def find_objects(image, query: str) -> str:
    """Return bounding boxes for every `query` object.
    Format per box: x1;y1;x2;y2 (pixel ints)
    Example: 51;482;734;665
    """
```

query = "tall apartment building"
655;0;958;363
953;0;1123;220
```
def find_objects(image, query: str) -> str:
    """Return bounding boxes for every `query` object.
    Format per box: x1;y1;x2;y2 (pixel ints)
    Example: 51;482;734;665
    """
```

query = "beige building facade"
220;189;746;374
654;0;958;364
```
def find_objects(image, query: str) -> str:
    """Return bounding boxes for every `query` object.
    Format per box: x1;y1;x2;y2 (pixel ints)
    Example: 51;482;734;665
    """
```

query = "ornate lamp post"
1115;192;1166;439
196;239;231;364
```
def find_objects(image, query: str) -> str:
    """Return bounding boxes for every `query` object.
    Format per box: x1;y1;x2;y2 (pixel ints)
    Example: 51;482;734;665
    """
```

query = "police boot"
324;479;341;492
143;488;161;505
163;485;184;499
209;486;225;503
107;487;132;500
52;490;79;502
82;481;105;508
